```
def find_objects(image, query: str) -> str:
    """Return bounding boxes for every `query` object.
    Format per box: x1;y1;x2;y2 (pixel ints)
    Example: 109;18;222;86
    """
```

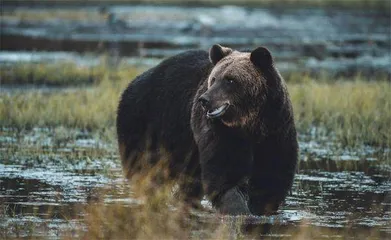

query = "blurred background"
1;0;390;78
1;0;390;239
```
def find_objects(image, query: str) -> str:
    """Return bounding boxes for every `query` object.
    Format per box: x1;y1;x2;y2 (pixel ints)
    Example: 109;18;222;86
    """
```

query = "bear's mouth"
206;103;230;119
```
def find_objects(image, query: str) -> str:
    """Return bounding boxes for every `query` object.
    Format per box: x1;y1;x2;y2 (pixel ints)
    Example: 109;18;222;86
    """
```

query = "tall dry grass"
290;79;391;148
1;68;390;149
0;61;116;86
0;67;136;130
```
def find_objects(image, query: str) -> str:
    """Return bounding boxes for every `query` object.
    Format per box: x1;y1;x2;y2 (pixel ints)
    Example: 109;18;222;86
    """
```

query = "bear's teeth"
210;105;225;115
207;104;229;118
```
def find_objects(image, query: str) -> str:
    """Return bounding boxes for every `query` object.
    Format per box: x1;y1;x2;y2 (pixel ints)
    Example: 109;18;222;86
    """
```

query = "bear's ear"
209;44;233;65
250;47;273;68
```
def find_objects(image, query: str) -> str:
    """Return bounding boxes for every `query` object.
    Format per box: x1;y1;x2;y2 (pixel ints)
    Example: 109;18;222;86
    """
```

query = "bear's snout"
198;94;211;110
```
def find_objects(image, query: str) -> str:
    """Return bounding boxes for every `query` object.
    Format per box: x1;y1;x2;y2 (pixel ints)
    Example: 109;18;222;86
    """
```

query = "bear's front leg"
197;130;253;215
217;185;250;215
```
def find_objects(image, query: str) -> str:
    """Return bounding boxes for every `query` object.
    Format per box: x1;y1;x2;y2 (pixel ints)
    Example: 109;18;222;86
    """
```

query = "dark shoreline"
1;4;390;78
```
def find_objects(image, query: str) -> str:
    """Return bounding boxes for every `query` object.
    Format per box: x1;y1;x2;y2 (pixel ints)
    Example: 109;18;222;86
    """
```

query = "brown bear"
116;44;298;216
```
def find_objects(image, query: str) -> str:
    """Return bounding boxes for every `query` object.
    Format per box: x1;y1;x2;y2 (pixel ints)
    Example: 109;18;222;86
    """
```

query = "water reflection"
0;128;390;238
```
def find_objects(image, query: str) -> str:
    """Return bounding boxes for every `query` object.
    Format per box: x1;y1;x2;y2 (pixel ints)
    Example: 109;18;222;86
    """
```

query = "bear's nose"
198;95;210;109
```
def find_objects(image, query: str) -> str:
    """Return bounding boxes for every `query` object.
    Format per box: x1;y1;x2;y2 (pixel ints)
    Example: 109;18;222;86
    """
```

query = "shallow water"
0;127;390;238
1;4;390;238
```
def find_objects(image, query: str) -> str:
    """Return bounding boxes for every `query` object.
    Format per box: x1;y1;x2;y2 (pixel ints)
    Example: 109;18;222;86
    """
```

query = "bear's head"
198;44;278;128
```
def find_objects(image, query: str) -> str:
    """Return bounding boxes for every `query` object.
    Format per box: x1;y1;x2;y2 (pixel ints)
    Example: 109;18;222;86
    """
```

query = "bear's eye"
226;78;235;84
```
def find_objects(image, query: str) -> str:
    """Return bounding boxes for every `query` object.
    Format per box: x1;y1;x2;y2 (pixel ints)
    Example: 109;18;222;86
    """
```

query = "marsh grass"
1;8;108;22
1;67;390;149
75;167;195;240
0;61;114;86
0;65;140;129
290;78;391;148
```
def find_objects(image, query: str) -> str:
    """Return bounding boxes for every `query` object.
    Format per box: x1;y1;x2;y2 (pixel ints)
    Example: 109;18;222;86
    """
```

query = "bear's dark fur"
116;44;298;216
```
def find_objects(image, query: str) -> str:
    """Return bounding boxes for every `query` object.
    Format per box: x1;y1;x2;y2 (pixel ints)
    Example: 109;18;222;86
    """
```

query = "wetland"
0;2;390;239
